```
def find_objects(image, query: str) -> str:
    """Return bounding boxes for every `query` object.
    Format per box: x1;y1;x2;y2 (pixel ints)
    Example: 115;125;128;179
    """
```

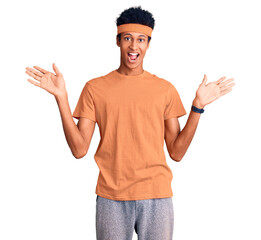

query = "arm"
26;63;95;159
165;74;235;162
55;93;95;159
164;98;201;162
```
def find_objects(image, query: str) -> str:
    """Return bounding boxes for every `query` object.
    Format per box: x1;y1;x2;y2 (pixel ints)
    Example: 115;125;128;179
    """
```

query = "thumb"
53;63;60;76
201;74;207;85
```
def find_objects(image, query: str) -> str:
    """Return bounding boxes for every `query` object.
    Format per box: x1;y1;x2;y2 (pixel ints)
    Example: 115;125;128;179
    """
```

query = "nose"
129;40;138;50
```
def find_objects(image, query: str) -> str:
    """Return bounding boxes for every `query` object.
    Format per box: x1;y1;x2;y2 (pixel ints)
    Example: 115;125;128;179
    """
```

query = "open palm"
26;63;66;97
195;75;235;108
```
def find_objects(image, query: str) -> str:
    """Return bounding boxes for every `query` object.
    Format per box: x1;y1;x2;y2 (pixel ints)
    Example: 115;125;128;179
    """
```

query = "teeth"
129;53;139;55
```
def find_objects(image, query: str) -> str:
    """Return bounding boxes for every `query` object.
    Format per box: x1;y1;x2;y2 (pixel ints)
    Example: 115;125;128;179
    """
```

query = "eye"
139;39;145;42
124;37;131;41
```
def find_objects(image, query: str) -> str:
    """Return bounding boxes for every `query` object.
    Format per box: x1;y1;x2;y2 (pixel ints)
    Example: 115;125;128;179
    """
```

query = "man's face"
116;31;150;69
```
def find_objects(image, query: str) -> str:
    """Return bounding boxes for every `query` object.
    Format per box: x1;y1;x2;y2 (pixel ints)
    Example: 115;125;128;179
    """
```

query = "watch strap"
191;105;204;113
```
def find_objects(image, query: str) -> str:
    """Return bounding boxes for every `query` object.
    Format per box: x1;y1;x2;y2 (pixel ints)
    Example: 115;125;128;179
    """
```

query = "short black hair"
115;6;155;43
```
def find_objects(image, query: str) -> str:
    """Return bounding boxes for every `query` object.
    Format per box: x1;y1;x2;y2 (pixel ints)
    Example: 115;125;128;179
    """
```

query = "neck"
117;63;144;76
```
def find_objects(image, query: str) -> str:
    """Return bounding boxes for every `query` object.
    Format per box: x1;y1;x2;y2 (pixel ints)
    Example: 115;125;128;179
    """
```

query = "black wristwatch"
191;105;204;114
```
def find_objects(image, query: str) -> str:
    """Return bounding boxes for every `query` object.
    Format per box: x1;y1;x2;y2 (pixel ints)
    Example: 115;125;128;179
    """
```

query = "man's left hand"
193;75;236;108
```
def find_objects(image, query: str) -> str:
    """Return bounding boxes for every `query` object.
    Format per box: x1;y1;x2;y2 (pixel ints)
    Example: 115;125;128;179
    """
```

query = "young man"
25;6;235;240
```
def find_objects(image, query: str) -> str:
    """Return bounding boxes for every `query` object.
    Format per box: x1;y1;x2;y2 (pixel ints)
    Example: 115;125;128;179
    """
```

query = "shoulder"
86;75;106;86
82;70;113;88
146;71;176;89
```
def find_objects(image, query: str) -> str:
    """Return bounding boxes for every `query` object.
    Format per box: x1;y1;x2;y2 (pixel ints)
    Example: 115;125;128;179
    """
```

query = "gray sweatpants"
96;195;174;240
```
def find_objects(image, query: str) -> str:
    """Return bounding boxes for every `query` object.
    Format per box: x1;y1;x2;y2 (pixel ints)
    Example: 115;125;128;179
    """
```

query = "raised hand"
26;63;67;98
193;75;236;108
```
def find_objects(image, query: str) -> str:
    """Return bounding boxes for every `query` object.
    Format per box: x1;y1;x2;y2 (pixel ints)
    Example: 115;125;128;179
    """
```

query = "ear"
146;39;151;49
116;35;120;47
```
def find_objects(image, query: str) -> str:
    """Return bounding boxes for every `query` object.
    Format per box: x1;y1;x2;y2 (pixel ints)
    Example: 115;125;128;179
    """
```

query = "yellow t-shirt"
72;69;186;201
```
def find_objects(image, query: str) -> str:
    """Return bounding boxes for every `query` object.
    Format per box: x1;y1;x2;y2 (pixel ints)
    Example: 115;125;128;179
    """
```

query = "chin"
126;63;141;70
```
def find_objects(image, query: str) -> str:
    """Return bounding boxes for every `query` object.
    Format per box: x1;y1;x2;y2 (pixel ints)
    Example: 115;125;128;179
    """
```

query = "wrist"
55;90;68;103
192;98;204;109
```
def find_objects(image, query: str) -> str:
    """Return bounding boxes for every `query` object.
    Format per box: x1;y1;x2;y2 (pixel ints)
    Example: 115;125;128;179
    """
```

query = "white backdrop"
1;0;260;239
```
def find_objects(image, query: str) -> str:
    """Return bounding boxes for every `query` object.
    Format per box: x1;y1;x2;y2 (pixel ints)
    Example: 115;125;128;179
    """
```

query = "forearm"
55;92;85;158
171;98;203;161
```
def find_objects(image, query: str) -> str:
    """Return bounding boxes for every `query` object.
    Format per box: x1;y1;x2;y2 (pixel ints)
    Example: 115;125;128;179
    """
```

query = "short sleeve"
72;82;96;122
164;83;187;120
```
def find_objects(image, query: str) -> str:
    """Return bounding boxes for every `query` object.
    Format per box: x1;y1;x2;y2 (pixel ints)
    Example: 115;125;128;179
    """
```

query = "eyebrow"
123;33;146;38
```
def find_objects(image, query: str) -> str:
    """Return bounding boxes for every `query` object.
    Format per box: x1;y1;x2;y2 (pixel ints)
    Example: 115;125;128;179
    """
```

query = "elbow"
73;149;87;159
170;152;183;162
74;154;84;159
170;141;184;162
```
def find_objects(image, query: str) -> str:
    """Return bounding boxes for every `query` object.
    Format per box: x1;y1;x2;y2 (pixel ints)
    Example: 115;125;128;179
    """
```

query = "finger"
201;74;207;85
220;87;233;96
220;82;236;91
27;78;40;87
219;78;235;88
33;65;48;74
53;63;60;76
25;70;42;82
25;67;44;78
215;76;226;85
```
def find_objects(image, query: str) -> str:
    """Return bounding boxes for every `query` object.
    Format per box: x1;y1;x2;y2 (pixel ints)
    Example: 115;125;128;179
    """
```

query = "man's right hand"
26;63;67;98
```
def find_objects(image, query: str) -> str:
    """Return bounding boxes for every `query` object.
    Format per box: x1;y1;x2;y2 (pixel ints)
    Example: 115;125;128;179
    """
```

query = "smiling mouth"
128;53;140;63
